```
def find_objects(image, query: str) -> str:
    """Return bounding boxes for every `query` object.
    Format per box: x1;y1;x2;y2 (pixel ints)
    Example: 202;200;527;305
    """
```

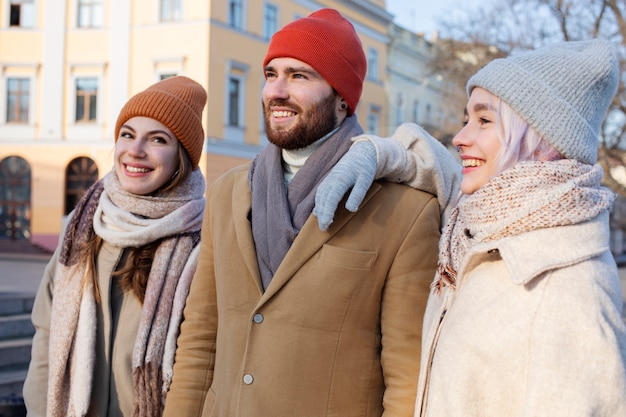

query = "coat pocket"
320;244;378;269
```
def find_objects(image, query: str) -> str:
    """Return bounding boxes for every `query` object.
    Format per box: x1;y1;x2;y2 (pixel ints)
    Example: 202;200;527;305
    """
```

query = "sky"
385;0;480;39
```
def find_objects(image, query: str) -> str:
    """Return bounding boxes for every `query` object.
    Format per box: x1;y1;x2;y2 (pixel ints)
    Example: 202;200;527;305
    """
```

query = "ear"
338;97;348;112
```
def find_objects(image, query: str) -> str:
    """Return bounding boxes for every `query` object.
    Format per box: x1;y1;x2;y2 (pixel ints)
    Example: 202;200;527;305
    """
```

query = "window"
395;93;403;126
161;0;182;22
75;78;98;122
367;48;379;81
263;3;278;40
225;61;248;142
229;0;243;29
65;157;98;215
228;77;241;127
0;156;31;240
412;100;419;123
77;0;104;28
10;0;35;27
367;107;380;135
6;78;30;123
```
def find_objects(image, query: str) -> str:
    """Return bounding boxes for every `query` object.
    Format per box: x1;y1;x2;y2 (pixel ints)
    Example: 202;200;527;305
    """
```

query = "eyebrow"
120;124;136;133
264;65;321;78
120;124;172;137
472;103;491;112
464;102;493;116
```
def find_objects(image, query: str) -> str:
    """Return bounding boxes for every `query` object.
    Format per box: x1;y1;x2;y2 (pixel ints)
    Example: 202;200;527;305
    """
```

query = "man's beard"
263;92;338;150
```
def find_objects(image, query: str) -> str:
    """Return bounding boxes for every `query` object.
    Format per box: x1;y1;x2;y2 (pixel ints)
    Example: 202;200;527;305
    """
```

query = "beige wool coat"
24;239;141;417
416;213;626;416
163;164;441;417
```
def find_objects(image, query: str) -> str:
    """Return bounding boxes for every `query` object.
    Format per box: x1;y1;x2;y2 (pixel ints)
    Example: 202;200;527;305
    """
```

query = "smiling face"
114;116;180;195
261;57;346;150
452;88;503;195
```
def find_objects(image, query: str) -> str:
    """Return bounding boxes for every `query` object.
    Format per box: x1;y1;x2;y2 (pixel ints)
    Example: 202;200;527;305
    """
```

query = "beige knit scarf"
434;160;615;293
47;169;205;417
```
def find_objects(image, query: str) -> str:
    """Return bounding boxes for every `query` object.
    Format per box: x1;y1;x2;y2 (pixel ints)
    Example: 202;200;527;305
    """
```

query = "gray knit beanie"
467;39;619;164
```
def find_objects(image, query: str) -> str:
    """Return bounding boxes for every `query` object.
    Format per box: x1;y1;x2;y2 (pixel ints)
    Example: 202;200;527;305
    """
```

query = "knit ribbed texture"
115;76;207;168
263;8;366;116
467;39;619;164
434;160;614;294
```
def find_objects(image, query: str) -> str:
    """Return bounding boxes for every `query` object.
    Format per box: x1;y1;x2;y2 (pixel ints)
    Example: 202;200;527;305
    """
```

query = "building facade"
385;23;459;141
0;0;452;251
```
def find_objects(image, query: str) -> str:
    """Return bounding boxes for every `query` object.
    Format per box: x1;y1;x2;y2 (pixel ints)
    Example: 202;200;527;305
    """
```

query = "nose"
452;124;469;149
127;138;147;156
262;77;288;101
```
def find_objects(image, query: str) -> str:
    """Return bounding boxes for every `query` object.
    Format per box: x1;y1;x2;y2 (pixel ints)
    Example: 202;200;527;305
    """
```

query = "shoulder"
212;163;250;186
372;180;438;213
208;163;251;194
349;180;441;235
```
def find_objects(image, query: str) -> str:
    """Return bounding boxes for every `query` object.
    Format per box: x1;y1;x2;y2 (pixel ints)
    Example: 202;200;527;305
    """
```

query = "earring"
456;145;461;153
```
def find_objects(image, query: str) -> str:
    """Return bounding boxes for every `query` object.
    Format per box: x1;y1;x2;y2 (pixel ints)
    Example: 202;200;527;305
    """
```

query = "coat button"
243;374;254;384
253;313;264;323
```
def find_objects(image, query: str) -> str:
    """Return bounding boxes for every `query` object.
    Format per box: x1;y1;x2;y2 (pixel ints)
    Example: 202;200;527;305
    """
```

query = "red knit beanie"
263;8;366;116
115;76;207;169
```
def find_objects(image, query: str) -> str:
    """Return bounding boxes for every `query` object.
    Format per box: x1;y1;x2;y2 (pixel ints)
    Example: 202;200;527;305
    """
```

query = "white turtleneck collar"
281;126;339;185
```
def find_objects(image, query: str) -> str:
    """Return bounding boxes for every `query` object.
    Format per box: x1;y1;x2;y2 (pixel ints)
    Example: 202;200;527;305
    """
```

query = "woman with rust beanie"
23;76;207;417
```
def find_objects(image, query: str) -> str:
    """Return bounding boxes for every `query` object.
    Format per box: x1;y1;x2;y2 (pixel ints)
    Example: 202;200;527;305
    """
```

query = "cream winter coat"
357;123;626;415
416;212;626;416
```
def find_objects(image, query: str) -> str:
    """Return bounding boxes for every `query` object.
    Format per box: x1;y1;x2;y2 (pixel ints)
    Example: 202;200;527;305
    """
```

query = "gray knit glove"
313;140;377;231
314;123;461;232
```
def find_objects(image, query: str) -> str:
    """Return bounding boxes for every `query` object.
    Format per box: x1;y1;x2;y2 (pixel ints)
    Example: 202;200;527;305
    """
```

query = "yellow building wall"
10;144;115;250
0;0;393;250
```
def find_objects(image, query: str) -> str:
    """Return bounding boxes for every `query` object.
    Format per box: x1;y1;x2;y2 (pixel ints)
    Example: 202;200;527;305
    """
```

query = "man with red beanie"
163;8;440;417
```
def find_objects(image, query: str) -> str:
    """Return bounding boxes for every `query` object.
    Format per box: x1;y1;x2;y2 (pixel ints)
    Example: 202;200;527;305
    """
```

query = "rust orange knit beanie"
115;76;207;169
263;8;366;116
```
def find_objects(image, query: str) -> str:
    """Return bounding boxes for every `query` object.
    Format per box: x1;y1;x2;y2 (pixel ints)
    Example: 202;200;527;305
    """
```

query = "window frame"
74;77;98;124
367;105;381;135
262;2;278;41
228;0;245;30
367;47;379;81
6;77;30;124
160;0;182;22
9;0;35;28
0;66;37;129
77;0;104;28
224;60;248;143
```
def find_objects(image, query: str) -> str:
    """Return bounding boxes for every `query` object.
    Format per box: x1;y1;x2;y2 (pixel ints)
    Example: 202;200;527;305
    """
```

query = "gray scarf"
47;169;205;417
249;116;363;289
434;160;615;293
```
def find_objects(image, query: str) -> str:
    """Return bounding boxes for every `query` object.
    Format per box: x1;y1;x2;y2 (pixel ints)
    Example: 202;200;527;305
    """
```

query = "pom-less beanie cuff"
263;8;367;116
115;76;207;169
467;39;618;165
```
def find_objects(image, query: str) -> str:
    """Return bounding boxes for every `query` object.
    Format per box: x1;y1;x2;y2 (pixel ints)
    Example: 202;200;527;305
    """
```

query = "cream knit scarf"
434;160;615;293
47;169;205;417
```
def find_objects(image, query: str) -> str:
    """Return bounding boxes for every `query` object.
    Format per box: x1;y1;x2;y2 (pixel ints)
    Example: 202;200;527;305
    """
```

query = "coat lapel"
258;181;382;304
232;170;264;294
